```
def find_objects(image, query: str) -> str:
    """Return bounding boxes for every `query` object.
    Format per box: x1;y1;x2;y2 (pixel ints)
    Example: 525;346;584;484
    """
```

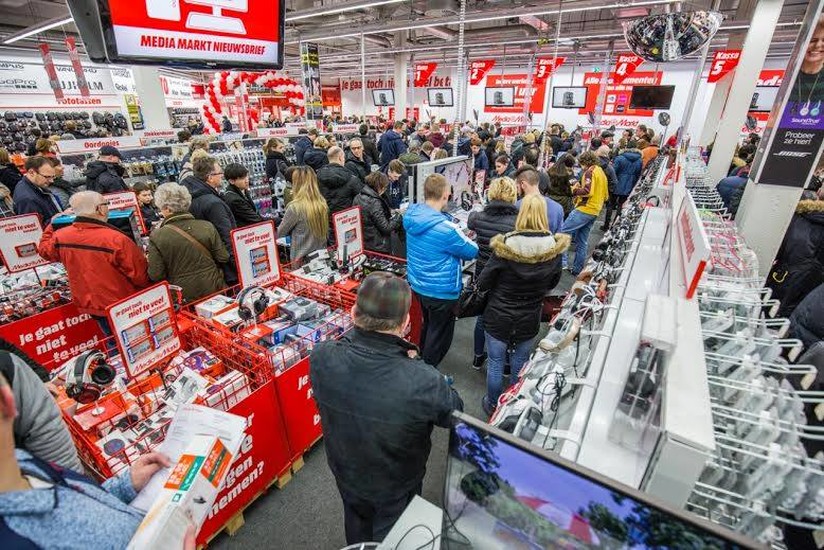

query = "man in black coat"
310;273;463;545
358;124;379;167
317;147;362;220
294;128;318;166
83;145;128;194
182;155;238;284
222;163;263;228
344;138;370;186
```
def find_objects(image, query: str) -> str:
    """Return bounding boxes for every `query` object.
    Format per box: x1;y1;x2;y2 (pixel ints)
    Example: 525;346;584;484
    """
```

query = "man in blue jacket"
606;141;643;229
294;128;318;166
378;121;407;168
404;174;478;367
12;156;63;225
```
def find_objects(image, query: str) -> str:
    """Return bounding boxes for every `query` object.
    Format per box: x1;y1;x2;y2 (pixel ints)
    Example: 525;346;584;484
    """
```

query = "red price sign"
534;57;565;82
469;60;496;85
707;50;741;83
414;62;438;87
613;53;644;84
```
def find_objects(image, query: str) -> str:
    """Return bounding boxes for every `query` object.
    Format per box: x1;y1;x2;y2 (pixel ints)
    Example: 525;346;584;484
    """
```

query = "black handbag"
453;285;489;319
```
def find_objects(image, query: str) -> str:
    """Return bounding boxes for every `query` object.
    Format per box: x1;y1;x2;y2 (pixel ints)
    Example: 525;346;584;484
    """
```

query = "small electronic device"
236;285;270;321
552;86;588;109
484;87;515;107
372;89;395;106
64;349;117;406
427;87;454;107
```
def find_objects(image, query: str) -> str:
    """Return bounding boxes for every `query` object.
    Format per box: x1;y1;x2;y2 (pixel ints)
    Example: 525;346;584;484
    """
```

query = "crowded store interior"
0;0;823;548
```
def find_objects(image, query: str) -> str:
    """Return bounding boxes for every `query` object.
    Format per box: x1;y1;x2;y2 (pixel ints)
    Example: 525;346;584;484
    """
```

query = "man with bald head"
38;191;150;338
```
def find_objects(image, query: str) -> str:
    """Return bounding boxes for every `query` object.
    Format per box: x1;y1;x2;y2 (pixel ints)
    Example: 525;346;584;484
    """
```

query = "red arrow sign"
707;50;741;83
613;53;644;84
414;62;438;87
534;57;565;82
469;60;496;85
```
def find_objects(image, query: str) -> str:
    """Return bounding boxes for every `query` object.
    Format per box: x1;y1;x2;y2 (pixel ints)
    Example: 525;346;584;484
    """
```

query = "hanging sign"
300;42;323;119
333;207;364;261
38;43;64;100
104;190;147;235
230;221;281;288
707;50;742;83
65;37;90;97
414;62;438;87
0;214;49;273
469;60;496;85
534;57;565;82
613;53;644;85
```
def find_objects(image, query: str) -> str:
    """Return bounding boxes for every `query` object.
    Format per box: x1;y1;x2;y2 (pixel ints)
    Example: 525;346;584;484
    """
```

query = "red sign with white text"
104;190;147;235
65;37;90;97
469;60;496;85
485;74;547;114
274;357;322;460
613;53;644;85
414;62;438;87
580;71;663;118
708;50;741;83
534;57;565;82
38;43;64;100
102;0;283;68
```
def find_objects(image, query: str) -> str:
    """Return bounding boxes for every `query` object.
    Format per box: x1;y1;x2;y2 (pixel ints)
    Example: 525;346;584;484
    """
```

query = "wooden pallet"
289;434;324;477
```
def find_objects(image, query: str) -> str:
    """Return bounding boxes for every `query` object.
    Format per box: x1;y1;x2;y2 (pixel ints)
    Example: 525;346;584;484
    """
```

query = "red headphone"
65;350;116;404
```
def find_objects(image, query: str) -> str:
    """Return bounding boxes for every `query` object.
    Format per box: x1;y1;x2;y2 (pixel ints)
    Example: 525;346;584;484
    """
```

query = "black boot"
472;352;487;370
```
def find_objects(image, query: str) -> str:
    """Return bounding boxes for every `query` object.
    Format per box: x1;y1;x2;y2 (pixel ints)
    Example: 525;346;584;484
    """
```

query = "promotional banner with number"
707;50;741;83
613;53;644;85
469;60;496;85
414;62;438;87
534;57;565;82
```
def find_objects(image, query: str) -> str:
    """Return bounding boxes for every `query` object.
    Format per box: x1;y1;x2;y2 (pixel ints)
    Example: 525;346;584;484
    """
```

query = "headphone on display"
237;286;270;321
65;350;116;404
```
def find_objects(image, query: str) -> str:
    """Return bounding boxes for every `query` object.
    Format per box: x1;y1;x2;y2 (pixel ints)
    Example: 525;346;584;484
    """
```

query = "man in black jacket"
358;124;379;167
223;163;263;227
294;128;318;166
318;146;362;220
345;138;370;185
84;145;128;194
182;155;238;284
310;273;463;545
12;156;63;225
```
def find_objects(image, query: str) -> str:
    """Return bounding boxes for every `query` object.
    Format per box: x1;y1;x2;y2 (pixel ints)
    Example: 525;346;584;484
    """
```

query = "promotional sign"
613;53;644;85
273;357;322;460
159;75;196;101
332;207;364;261
484;74;547;114
256;126;290;138
331;123;359;134
534;57;565;82
0;303;104;367
300;42;323;119
414;62;438;87
676;193;710;299
197;381;291;546
105;190;147;234
56;136;143;154
469;60;496;85
107;283;181;378
124;94;145;131
38;43;63;100
321;85;341;107
230;221;281;289
580;71;662;118
0;214;48;273
707;50;741;83
65;37;90;97
97;0;284;69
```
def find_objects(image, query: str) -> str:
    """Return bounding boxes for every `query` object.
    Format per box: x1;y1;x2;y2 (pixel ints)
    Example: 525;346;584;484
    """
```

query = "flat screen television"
372;89;395;107
629;85;676;109
552;87;588;109
427;87;454;107
443;412;761;549
485;87;515;107
749;86;779;112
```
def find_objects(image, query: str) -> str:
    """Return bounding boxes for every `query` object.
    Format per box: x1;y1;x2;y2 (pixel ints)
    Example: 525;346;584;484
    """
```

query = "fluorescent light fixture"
286;0;405;22
3;16;74;45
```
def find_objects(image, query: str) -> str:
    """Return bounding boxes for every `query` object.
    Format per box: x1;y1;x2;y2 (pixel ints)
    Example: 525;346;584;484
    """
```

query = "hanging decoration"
201;71;305;133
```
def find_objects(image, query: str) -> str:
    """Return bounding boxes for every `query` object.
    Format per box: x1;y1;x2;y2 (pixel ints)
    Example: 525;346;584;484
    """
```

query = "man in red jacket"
38;191;150;340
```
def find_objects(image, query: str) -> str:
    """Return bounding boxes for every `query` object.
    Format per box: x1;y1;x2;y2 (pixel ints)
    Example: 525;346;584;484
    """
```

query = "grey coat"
277;204;328;262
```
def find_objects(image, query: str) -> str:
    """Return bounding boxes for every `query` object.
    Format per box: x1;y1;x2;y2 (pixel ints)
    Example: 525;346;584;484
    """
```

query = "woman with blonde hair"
432;148;449;160
277;166;329;261
467;176;519;370
476;194;570;414
263;137;291;180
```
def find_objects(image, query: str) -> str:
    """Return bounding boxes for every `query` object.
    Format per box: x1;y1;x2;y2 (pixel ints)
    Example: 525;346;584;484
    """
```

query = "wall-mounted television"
372;89;395;106
749;86;779;112
552;86;588;108
629;85;676;109
427;87;454;107
485;87;515;107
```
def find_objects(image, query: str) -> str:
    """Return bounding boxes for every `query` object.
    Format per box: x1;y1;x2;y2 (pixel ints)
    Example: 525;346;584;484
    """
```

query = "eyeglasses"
351;146;363;150
210;171;224;177
97;201;109;208
36;171;55;180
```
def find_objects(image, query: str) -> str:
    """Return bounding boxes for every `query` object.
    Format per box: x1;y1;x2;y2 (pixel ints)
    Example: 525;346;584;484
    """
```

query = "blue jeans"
93;315;118;356
474;315;486;357
561;209;597;275
485;333;534;405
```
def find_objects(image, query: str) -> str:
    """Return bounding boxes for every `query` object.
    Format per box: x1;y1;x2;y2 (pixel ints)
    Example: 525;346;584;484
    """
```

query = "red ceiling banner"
534;57;566;82
414;62;438;87
469;60;496;85
65;37;90;97
613;53;644;85
708;50;742;83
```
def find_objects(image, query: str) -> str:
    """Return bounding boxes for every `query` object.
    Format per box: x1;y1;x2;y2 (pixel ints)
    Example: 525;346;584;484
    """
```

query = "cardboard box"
169;347;225;379
212;307;244;332
194;295;236;319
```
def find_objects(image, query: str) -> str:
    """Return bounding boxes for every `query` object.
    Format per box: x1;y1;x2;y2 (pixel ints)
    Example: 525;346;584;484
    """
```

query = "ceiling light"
3;16;74;45
286;0;405;22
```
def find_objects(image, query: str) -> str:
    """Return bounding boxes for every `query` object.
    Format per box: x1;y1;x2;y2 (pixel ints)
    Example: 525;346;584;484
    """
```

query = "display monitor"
435;157;472;210
552;87;588;109
428;87;454;107
749;86;779;113
372;89;396;107
87;0;285;69
444;412;760;549
629;85;676;109
485;87;515;107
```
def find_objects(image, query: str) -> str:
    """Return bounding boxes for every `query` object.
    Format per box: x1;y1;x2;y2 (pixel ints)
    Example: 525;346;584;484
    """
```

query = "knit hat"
99;145;122;158
355;272;411;322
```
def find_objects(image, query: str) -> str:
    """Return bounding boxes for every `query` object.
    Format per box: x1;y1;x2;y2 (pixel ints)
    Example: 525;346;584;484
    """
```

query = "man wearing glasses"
12;156;65;225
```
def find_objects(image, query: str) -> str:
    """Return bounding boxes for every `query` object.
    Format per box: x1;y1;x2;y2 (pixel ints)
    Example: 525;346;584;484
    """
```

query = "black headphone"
65;350;116;404
237;286;269;321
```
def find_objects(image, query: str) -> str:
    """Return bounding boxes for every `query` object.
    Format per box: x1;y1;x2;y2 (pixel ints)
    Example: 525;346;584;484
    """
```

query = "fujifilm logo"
0;63;23;71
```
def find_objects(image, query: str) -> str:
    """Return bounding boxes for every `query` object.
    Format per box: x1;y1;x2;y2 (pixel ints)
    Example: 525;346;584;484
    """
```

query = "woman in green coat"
148;182;230;302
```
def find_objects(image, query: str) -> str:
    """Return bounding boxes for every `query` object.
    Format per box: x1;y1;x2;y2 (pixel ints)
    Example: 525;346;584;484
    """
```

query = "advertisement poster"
0;214;48;273
484;74;547;114
754;12;824;187
273;357;322;460
300;42;323;119
580;71;662;119
107;283;181;378
230;221;281;288
332;207;364;261
104;190;147;234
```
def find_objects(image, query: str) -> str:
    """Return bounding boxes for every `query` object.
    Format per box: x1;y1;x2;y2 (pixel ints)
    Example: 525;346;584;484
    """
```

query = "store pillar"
705;0;784;185
132;66;170;131
394;32;408;120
